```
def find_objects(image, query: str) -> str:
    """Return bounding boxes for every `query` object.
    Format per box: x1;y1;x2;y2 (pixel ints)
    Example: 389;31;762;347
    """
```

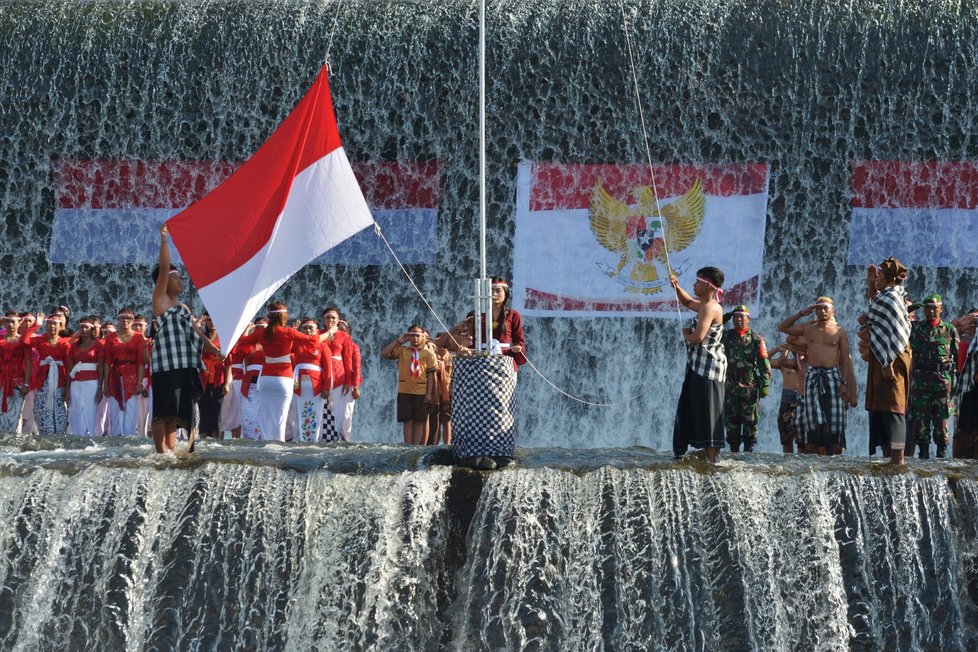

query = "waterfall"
0;454;453;650
0;440;975;648
2;0;978;452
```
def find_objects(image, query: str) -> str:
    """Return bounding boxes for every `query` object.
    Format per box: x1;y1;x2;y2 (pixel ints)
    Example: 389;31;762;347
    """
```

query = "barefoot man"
150;225;220;453
779;297;853;456
670;267;727;463
769;342;805;454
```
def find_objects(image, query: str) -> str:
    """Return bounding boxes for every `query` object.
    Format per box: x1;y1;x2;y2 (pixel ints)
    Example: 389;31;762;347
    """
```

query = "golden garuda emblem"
588;178;705;294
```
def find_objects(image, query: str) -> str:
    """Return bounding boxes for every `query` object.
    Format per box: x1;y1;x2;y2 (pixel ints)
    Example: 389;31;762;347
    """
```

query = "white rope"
619;0;686;325
374;222;457;341
376;223;658;408
323;0;344;70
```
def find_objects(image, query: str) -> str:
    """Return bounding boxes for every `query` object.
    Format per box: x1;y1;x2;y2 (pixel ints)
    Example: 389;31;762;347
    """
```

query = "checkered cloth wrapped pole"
867;285;911;367
451;355;517;460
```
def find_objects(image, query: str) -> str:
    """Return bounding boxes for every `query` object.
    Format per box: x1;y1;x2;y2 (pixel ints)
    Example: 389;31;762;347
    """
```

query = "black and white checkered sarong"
451;356;517;459
803;366;846;436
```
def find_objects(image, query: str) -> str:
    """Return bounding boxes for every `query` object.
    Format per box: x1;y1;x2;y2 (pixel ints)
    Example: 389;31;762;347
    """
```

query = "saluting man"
721;304;771;452
908;293;959;459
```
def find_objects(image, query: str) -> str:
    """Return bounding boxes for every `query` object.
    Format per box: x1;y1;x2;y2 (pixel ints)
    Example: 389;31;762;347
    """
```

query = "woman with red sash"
236;302;320;442
239;318;267;440
65;317;103;436
0;312;31;434
291;318;333;442
102;309;147;436
21;312;71;435
220;336;246;439
319;307;356;442
132;316;152;437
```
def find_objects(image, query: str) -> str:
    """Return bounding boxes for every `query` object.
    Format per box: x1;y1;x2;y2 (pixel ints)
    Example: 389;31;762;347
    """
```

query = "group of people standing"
671;258;978;464
380;278;527;447
0;226;364;450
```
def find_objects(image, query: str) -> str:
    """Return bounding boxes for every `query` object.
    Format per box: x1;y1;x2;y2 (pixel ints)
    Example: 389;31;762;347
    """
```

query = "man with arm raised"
779;297;852;456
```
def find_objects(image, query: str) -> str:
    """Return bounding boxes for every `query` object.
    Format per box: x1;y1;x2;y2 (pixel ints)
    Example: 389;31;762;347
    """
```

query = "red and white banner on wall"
848;160;978;267
50;159;441;266
512;161;770;317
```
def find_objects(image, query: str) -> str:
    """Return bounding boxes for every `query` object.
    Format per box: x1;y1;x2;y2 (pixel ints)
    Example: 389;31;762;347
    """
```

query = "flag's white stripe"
200;147;373;355
847;207;978;267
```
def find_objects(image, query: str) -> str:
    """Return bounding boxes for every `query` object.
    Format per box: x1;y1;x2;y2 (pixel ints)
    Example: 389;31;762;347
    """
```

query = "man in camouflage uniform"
721;305;771;452
909;293;959;459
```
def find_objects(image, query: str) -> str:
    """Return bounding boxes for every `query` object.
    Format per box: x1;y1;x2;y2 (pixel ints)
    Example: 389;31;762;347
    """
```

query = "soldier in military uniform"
721;305;771;452
909;294;959;459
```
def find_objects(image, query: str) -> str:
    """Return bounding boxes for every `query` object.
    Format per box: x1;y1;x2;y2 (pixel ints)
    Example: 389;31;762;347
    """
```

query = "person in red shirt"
319;306;356;442
65;317;104;436
132;315;152;437
102;308;148;436
290;318;333;442
0;311;31;434
21;312;71;435
236;302;320;442
239;318;267;440
220;333;249;439
197;314;226;439
18;313;39;435
337;319;362;438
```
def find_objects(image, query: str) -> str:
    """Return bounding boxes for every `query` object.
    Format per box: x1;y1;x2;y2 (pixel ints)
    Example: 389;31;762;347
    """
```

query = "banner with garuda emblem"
512;161;770;317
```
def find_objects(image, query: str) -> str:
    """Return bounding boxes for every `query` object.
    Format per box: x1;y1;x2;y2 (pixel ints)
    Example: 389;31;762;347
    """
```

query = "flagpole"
475;0;490;353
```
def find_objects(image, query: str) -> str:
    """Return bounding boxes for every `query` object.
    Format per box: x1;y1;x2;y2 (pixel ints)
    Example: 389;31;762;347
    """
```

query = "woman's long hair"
491;276;511;339
265;301;288;343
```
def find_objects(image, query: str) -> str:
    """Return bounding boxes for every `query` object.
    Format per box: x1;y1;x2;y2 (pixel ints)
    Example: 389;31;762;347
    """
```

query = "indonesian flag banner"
166;65;374;354
847;160;978;267
50;159;440;266
512;161;770;317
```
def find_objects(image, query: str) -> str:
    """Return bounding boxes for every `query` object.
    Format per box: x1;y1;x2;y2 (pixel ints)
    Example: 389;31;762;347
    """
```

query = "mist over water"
2;0;978;452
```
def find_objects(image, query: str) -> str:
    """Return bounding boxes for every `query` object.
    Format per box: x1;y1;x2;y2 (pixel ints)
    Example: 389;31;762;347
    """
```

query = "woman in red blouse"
65;317;104;436
102;309;147;436
236;302;321;442
197;315;226;439
319;306;356;442
291;318;333;442
21;312;71;435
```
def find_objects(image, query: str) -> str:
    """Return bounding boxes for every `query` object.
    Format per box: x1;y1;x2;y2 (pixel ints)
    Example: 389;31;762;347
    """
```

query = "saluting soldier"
908;294;959;459
721;304;771;452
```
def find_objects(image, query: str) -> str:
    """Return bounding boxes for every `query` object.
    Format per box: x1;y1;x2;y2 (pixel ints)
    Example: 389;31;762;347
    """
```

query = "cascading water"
2;4;978;647
2;1;978;451
0;440;976;649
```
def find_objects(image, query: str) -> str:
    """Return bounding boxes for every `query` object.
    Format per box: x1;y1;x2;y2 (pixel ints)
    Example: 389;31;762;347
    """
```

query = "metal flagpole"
475;0;490;353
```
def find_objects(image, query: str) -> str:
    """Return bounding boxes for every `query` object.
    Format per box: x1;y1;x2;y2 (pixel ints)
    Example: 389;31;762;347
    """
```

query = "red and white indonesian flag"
512;161;770;317
166;66;373;354
848;160;978;267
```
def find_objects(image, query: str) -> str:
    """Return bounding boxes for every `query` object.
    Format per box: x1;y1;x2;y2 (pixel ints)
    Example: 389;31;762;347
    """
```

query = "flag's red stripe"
55;160;237;210
529;163;769;211
523;276;759;312
851;160;978;209
167;65;343;288
55;160;440;210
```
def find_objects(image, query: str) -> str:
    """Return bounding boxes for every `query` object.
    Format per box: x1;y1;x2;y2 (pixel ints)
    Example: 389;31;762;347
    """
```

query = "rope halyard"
618;0;686;325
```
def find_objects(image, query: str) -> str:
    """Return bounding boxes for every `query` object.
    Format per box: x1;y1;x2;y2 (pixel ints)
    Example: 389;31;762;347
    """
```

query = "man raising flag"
166;65;374;355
